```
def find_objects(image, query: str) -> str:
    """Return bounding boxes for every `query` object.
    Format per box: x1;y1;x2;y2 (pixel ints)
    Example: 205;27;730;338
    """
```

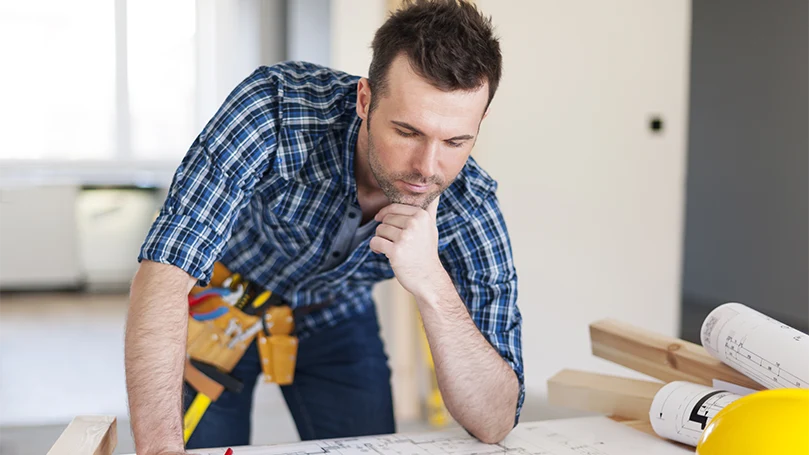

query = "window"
127;0;196;159
0;0;196;162
0;1;116;160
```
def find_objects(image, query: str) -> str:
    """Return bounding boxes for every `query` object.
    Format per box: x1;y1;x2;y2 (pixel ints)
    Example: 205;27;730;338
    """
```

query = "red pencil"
224;449;233;455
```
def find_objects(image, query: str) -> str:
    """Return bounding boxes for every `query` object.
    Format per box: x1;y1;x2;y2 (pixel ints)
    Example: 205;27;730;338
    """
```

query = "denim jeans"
184;307;396;449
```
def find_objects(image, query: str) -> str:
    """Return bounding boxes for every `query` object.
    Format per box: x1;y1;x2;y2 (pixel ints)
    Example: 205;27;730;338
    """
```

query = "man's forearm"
369;199;519;442
414;272;519;444
125;261;196;454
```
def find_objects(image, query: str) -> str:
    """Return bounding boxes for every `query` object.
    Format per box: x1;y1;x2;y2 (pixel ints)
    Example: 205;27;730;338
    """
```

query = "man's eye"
396;129;416;138
446;141;463;148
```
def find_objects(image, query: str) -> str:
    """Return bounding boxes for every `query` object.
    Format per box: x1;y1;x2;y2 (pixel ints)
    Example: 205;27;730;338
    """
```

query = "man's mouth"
400;181;431;193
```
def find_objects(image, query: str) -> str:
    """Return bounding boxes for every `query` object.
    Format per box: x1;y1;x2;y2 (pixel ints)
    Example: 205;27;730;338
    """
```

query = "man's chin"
390;192;437;210
390;196;425;208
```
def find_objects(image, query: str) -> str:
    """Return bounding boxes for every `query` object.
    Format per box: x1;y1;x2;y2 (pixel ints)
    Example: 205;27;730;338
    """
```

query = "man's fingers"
375;223;402;242
375;203;420;221
379;214;411;229
369;235;393;255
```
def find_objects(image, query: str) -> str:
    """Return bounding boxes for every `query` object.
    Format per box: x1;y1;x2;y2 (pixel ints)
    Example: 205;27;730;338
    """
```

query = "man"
125;0;523;453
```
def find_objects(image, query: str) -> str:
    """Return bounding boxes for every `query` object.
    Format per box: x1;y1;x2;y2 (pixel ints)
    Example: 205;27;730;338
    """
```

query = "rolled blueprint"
649;381;741;447
701;302;809;390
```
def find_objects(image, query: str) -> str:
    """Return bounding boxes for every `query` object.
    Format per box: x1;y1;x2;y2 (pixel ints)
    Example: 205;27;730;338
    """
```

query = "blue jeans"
184;307;396;449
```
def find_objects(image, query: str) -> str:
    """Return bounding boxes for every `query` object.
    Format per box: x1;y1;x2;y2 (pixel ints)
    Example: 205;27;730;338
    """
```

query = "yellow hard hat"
697;388;809;455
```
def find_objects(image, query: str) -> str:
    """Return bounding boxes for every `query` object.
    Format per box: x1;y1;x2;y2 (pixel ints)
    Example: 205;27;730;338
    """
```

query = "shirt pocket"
253;176;319;258
259;206;315;258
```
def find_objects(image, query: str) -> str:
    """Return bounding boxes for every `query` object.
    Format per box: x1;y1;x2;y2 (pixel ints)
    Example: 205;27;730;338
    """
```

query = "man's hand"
372;195;519;443
370;196;445;299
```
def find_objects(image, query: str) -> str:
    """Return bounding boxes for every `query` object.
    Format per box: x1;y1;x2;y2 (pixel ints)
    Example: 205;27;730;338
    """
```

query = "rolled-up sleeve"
139;67;282;286
440;193;525;426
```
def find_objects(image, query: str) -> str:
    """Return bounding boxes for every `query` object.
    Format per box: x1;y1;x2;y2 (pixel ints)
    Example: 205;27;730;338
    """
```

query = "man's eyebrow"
391;120;425;135
446;133;475;141
390;120;474;141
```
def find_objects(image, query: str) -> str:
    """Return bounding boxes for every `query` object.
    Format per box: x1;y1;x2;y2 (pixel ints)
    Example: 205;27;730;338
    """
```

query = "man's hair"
368;0;502;113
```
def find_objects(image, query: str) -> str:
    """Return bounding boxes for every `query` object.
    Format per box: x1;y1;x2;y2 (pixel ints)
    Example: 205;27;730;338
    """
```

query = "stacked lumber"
548;317;770;424
548;304;809;449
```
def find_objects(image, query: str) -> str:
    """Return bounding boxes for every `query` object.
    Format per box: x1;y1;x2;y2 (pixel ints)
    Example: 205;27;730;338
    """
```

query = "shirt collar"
438;156;497;225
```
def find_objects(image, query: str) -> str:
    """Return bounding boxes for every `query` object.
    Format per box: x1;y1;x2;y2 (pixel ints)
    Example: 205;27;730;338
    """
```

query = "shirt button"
332;251;341;258
348;212;357;219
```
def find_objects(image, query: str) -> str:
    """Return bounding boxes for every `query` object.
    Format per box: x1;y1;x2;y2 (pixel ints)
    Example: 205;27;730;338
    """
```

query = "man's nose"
411;141;439;179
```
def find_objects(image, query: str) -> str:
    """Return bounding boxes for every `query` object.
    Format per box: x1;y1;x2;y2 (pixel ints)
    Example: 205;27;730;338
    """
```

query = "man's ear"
482;107;490;120
356;78;372;121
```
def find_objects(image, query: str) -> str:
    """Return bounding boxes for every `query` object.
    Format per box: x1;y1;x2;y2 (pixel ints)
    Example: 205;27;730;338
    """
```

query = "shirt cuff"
503;355;526;427
137;214;224;286
482;329;525;427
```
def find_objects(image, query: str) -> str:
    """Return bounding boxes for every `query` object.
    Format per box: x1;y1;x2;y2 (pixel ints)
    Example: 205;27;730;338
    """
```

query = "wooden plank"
590;318;763;390
548;369;663;420
47;415;117;455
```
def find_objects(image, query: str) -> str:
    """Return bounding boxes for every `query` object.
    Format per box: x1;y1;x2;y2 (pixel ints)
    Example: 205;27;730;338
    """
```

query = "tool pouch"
186;306;260;372
184;262;299;396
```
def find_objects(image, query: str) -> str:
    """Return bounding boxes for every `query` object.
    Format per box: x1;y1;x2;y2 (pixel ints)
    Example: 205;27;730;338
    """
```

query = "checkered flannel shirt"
138;61;524;421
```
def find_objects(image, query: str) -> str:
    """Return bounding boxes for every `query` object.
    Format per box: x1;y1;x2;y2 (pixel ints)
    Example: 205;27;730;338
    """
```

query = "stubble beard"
367;128;445;210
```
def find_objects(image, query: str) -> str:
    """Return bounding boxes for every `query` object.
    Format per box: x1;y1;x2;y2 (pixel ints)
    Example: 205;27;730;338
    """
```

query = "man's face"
362;55;490;209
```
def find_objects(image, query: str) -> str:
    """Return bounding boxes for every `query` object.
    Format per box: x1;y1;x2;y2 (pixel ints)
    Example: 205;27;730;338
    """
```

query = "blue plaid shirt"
139;61;524;419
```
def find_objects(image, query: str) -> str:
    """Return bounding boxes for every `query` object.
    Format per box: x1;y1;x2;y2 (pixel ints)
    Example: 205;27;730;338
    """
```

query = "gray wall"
681;0;809;339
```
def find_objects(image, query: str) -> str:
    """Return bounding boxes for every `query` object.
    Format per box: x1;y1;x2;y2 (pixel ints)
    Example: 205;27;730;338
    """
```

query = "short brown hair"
368;0;502;113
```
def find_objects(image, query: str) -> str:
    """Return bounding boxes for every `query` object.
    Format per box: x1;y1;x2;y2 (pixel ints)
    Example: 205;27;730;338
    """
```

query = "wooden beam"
548;369;663;421
47;415;117;455
590;319;763;390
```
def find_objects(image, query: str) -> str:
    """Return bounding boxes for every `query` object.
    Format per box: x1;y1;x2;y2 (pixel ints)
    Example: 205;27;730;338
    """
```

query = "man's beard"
367;129;445;210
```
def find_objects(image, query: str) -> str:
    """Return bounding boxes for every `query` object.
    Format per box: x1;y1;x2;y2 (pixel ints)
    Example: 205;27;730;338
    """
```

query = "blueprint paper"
649;381;741;446
701;302;809;390
187;417;691;455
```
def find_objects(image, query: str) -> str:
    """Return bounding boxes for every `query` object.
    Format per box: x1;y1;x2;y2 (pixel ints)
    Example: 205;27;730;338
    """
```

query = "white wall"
330;0;386;77
328;0;693;418
473;0;692;405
